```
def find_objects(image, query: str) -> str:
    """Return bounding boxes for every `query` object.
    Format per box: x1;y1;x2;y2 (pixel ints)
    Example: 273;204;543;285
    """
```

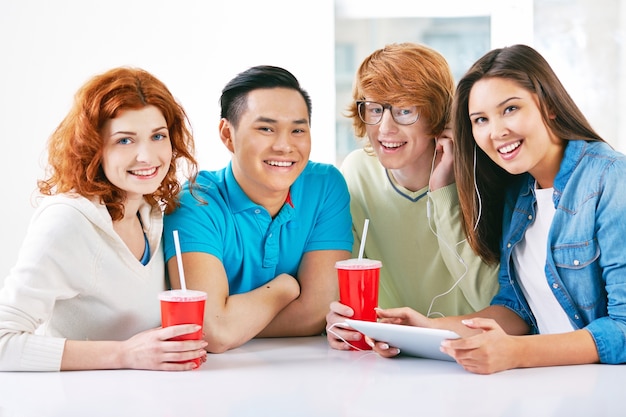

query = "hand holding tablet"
345;319;460;362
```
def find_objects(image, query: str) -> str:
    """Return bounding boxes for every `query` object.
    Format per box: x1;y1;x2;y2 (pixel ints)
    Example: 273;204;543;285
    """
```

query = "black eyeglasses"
356;100;419;126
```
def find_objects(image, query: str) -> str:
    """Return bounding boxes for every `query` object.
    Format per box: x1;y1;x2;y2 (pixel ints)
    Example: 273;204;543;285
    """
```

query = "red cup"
158;289;207;365
335;258;382;350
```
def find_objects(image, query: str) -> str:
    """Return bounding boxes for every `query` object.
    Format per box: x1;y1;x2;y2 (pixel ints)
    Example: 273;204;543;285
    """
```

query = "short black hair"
219;65;312;126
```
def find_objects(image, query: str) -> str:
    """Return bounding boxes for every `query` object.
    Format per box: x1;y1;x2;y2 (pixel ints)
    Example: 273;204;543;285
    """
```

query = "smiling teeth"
381;142;405;148
131;167;157;176
267;161;293;167
498;141;521;154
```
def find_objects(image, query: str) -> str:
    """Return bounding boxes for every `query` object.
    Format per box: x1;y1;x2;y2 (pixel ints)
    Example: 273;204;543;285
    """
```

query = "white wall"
534;0;625;151
3;0;622;284
0;0;336;282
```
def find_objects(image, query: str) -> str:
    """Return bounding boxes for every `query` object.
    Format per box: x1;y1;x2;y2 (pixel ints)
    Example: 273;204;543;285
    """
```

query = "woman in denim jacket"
367;44;626;374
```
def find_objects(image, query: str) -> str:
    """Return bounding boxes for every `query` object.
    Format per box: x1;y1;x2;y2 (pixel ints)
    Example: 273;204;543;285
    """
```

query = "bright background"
1;0;625;283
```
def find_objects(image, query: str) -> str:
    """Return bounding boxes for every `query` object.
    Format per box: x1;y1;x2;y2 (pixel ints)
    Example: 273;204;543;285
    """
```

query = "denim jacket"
491;140;626;364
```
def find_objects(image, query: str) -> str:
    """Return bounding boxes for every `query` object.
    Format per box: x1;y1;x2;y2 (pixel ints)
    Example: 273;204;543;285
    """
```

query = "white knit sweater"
0;194;166;371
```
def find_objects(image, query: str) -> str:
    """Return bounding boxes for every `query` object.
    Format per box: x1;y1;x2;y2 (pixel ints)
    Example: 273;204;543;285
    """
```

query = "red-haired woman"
0;67;205;371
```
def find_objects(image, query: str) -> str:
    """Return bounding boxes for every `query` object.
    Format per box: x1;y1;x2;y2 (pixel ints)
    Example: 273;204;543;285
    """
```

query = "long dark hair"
453;44;605;264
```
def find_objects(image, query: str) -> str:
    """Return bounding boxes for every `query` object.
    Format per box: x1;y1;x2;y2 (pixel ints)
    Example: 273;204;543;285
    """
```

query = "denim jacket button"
528;215;533;220
573;259;580;266
507;243;512;248
552;283;559;289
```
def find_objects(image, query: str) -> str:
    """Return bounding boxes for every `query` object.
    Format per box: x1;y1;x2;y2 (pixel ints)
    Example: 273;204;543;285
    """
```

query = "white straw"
172;230;187;291
357;218;369;260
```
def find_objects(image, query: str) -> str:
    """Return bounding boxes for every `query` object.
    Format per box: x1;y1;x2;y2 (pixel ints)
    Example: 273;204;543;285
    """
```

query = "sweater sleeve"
0;201;90;371
429;184;499;311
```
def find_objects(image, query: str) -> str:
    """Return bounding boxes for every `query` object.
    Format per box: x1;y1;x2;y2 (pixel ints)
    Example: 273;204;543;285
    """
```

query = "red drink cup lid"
334;258;382;270
158;289;207;302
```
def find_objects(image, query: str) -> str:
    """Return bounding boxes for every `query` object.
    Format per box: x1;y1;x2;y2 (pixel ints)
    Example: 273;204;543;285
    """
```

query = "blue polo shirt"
163;161;353;295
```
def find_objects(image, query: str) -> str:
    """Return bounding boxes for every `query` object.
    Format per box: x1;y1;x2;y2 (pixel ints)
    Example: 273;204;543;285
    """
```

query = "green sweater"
340;149;499;317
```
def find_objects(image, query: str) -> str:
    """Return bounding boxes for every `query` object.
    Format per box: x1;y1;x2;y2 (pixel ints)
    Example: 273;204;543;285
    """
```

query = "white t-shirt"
513;186;575;334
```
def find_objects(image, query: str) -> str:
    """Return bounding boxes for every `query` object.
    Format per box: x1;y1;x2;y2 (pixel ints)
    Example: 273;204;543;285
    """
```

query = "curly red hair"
38;67;197;220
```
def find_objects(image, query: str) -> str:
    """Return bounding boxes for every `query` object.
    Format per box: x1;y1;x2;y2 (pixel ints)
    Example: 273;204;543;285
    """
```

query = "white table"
0;335;622;417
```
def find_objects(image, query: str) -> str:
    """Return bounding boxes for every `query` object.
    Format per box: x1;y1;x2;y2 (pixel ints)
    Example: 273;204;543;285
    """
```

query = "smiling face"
100;105;172;201
220;87;311;211
364;99;435;172
468;77;565;188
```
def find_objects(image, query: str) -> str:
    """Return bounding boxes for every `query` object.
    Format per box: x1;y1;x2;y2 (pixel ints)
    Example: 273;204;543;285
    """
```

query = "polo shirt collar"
224;162;295;214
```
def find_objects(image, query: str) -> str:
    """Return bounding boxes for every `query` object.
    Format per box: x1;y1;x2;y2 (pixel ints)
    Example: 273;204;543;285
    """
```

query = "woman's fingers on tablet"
367;336;400;357
375;307;427;327
440;319;503;359
460;317;500;331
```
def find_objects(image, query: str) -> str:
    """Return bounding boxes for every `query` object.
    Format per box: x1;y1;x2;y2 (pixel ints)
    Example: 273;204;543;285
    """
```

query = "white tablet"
345;319;460;362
